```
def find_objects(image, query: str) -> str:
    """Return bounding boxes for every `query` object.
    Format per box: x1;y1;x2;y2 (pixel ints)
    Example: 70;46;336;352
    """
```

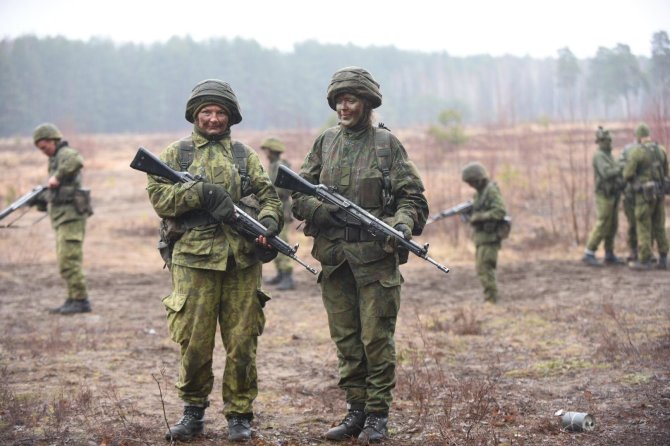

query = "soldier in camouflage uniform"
292;67;428;443
582;126;625;267
623;123;669;270
260;137;295;290
146;79;282;442
32;123;92;314
619;141;639;261
461;162;508;303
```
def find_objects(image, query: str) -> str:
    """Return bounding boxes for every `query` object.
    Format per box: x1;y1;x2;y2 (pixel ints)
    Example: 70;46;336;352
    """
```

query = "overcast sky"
1;0;668;58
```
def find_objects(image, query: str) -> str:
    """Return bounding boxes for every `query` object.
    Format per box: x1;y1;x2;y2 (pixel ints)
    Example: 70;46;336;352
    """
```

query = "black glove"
201;183;235;223
394;223;412;240
312;203;344;229
260;216;279;238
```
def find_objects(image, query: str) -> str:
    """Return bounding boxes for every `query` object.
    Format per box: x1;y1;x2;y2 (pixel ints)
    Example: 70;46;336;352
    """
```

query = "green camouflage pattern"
163;263;265;414
469;181;507;245
146;130;282;271
55;219;88;299
619;144;638;251
267;157;293;273
46;142;87;228
585;194;620;252
476;242;500;302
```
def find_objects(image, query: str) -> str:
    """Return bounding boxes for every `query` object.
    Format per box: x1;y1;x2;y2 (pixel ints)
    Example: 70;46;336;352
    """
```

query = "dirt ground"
1;131;669;445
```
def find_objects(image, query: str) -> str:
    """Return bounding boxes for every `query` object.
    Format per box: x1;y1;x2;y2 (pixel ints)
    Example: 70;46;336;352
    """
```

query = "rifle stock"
275;165;449;275
130;147;318;275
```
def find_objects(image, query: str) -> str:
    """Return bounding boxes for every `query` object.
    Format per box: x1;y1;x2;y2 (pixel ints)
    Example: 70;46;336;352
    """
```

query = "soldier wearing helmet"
292;66;428;443
259;137;295;290
461;161;509;303
146;79;282;441
31;123;92;314
622;123;669;270
581;126;625;267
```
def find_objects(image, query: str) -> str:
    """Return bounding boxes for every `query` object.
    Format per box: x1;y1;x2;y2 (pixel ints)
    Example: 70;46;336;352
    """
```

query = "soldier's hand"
394;223;412;240
312;203;344;229
260;216;279;237
201;183;235;223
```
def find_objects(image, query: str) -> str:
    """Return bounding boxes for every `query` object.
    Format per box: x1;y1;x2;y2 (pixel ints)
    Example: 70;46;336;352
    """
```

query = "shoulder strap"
232;140;251;195
374;124;394;215
177;136;195;171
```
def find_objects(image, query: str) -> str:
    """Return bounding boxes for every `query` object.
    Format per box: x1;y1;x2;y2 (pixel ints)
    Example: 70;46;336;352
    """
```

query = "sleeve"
388;135;429;232
594;152;621;180
55;148;84;181
247;148;283;226
469;185;506;223
292;133;327;222
622;149;639;182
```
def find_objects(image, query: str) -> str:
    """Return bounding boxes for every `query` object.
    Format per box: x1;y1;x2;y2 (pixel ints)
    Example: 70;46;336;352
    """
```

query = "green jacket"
592;146;624;197
44;141;87;228
268;158;293;222
293;125;428;284
469;181;507;245
147;131;282;271
623;141;669;185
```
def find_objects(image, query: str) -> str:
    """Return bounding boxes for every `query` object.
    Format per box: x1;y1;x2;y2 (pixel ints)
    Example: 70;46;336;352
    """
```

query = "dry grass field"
0;122;669;445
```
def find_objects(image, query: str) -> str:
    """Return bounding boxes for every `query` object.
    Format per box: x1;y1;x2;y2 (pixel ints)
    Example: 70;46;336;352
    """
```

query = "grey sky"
1;0;668;57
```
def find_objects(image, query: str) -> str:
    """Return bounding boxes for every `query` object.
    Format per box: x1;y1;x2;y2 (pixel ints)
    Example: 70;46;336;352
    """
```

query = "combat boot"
357;413;388;443
604;251;625;266
626;248;638;262
227;413;252;442
325;406;366;441
164;403;207;441
581;252;602;267
48;299;73;314
59;299;92;314
264;271;283;285
658;254;668;270
276;271;295;290
628;260;653;271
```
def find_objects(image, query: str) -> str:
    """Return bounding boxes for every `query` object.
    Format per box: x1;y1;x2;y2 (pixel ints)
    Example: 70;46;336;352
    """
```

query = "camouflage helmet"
32;123;63;144
326;66;382;110
260;137;285;153
185;79;242;125
595;126;611;143
634;122;650;138
461;162;489;182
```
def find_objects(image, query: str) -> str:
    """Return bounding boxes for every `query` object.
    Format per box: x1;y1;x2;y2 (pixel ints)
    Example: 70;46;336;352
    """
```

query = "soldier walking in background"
260;137;295;290
623;123;669;270
461;162;509;303
32;123;93;314
292;67;428;443
146;79;282;442
582;126;625;267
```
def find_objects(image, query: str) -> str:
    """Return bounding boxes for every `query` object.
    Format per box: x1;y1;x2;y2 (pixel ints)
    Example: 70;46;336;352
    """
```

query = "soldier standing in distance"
623;123;669;270
260;137;295;290
461;162;508;303
32;123;93;314
618;140;639;261
292;66;428;443
146;79;282;442
581;126;625;267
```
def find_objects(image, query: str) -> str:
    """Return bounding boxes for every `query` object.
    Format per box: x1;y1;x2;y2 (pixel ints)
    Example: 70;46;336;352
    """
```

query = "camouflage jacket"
268;158;293;222
293;125;428;285
623;141;669;186
147;130;282;271
469;181;507;245
592;147;624;197
43;141;87;228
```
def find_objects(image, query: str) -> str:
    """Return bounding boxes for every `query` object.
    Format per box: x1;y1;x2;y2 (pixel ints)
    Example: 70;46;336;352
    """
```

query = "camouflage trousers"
586;193;620;253
320;261;400;414
622;193;637;252
163;262;265;416
55;219;88;299
272;224;293;273
476;242;500;302
634;193;669;262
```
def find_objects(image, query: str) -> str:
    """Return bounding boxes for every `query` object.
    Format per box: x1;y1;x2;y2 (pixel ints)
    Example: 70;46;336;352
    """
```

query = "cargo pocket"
162;292;187;343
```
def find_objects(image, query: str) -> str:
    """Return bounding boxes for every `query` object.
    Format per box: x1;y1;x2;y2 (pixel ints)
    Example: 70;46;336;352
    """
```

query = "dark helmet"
595;126;611;143
32;123;63;144
260;137;285;153
634;122;650;138
326;66;382;110
185;79;242;125
461;162;489;182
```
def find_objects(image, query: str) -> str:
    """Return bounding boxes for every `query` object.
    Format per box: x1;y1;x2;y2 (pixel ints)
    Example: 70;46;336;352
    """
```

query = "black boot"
276;271;295;290
59;299;92;314
227;413;252;442
629;259;653;271
581;252;602;267
48;299;73;314
264;271;283;285
357;413;388;443
604;251;625;265
325;407;366;441
658;254;668;270
164;403;207;441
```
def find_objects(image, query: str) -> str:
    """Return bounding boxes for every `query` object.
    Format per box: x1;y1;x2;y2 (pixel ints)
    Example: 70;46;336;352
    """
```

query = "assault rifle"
274;165;450;274
425;201;473;225
130;147;318;275
0;185;47;227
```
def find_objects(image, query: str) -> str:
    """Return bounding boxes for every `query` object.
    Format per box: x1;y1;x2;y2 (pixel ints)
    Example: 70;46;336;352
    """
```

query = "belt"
336;226;379;242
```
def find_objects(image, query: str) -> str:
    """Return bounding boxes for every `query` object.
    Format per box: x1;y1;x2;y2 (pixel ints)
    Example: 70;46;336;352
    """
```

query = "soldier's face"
196;104;229;135
35;139;57;157
336;93;364;128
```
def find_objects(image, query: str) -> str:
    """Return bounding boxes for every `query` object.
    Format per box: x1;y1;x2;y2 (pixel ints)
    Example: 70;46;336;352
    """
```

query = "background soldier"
260;137;295;290
619;141;639;261
146;79;282;442
582;126;625;266
32;123;92;314
461;162;508;303
292;66;428;443
623;123;669;270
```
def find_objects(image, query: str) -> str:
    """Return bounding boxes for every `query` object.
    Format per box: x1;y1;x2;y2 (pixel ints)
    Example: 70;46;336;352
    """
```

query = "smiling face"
195;104;230;136
335;93;365;128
